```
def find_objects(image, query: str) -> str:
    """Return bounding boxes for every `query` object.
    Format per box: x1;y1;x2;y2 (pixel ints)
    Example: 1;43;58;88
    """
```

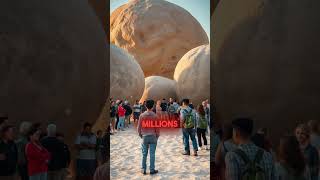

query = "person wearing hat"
225;117;275;180
295;123;319;180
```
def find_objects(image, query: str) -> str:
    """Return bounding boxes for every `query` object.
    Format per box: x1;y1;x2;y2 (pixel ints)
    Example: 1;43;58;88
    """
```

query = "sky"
110;0;210;39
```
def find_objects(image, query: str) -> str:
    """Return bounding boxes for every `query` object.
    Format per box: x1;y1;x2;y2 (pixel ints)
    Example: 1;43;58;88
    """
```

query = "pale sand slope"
110;125;210;180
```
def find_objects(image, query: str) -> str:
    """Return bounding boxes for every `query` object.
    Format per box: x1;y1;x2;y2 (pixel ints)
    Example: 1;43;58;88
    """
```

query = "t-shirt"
40;136;66;171
117;106;126;117
133;104;141;113
75;133;97;160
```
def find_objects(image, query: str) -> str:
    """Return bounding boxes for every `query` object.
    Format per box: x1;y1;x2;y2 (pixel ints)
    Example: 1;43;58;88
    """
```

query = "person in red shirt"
25;127;50;180
117;101;126;131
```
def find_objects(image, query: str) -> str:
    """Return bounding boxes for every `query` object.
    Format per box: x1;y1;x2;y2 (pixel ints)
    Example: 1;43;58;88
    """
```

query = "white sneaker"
198;147;202;151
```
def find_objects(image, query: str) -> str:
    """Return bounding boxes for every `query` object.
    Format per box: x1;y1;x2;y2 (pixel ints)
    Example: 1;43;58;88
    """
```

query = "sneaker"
150;170;158;175
141;169;146;175
182;151;190;155
205;145;210;150
198;147;202;151
193;150;198;156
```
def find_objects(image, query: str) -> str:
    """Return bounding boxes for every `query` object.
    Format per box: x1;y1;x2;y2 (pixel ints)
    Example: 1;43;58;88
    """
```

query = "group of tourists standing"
212;118;320;180
0;116;109;180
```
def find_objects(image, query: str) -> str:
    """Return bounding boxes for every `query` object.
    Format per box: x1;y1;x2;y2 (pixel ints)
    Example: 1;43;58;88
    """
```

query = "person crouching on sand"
137;99;160;175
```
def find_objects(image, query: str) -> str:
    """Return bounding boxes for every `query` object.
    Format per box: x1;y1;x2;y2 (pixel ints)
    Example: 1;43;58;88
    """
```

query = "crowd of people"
109;97;211;175
5;96;319;179
0;116;108;180
212;118;320;180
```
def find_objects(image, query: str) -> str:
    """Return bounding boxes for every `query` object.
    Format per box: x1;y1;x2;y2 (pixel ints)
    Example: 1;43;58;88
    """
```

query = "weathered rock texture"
88;0;107;34
174;45;210;106
213;0;320;142
110;44;145;104
140;76;177;103
0;0;107;145
110;0;209;78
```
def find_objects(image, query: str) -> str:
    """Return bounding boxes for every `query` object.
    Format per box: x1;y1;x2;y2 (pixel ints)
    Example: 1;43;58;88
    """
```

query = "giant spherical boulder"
174;45;210;106
110;0;209;78
0;0;107;144
110;44;145;104
213;0;320;142
140;76;177;103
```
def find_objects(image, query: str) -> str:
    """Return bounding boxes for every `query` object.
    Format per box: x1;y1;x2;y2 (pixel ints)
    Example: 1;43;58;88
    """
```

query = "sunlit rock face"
110;44;145;104
110;0;209;78
139;76;177;103
213;0;320;141
88;0;107;33
0;0;107;144
174;45;210;106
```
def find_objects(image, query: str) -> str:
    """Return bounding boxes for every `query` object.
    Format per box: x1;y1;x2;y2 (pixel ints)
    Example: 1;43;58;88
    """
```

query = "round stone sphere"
174;45;210;106
110;44;145;104
0;0;107;144
139;76;177;103
213;0;320;142
110;0;209;78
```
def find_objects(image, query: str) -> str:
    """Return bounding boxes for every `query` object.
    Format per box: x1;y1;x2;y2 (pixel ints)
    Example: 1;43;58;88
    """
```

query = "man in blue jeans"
137;99;160;175
180;99;198;156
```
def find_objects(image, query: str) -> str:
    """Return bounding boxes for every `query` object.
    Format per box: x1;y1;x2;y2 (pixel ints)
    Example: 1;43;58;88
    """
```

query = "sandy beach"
110;124;210;180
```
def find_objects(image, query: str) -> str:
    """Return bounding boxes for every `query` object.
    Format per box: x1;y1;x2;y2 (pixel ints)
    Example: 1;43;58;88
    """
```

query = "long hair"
197;104;206;116
278;135;306;176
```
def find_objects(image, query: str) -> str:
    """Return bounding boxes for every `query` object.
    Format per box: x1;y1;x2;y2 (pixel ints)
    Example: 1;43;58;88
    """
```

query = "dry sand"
110;124;210;180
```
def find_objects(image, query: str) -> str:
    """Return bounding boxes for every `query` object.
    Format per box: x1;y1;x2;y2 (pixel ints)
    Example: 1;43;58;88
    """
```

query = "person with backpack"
215;124;237;180
295;124;319;180
275;135;311;180
196;104;209;150
225;117;275;180
180;99;198;156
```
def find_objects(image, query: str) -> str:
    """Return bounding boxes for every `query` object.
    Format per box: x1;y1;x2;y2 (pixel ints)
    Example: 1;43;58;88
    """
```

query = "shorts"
76;159;97;177
134;112;140;119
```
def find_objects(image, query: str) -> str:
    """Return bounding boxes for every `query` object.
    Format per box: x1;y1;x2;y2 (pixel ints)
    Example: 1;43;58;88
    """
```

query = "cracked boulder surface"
110;0;208;78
